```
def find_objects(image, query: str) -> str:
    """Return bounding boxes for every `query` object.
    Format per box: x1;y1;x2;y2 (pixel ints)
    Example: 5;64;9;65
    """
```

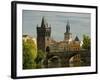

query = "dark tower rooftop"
41;16;48;28
74;36;80;41
66;20;70;33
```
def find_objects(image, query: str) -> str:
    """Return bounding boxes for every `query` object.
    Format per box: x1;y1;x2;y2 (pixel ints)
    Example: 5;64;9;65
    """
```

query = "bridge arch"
48;56;61;68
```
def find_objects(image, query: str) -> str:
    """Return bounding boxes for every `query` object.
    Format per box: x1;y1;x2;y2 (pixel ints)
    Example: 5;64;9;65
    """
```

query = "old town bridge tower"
64;21;72;41
37;17;51;52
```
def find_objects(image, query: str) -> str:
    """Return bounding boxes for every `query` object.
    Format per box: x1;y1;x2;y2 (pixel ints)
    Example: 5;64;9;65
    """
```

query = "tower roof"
41;16;48;28
66;20;70;33
74;36;80;41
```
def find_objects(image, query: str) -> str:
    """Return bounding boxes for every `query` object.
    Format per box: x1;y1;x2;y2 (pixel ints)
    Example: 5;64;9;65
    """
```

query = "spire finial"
41;16;48;28
66;20;70;33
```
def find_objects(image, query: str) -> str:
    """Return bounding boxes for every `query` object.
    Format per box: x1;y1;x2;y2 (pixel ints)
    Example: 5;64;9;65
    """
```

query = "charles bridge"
44;49;90;68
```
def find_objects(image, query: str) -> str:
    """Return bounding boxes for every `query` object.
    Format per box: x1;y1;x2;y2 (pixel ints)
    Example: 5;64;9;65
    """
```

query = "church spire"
66;20;70;33
41;16;48;28
64;20;72;41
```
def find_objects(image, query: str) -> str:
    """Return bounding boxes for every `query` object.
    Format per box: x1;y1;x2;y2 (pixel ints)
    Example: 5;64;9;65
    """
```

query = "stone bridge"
44;50;90;68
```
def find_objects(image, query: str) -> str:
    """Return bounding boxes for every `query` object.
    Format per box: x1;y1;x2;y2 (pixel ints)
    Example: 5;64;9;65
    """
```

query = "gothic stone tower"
37;17;51;52
64;21;72;41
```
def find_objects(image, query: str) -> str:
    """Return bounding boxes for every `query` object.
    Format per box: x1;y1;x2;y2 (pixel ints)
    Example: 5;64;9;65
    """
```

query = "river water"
41;59;82;68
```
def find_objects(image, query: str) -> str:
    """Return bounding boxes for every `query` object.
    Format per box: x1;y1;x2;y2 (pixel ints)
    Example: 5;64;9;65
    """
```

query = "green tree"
23;38;37;69
35;50;45;63
35;50;46;68
82;35;91;50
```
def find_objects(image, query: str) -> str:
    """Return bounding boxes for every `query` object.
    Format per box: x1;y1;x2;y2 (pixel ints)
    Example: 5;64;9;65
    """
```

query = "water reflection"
69;55;82;67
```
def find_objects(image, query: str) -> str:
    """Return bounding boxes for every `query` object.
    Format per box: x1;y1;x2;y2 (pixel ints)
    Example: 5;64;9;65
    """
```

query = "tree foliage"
82;35;91;50
35;50;46;68
23;38;37;69
35;50;46;63
23;37;46;69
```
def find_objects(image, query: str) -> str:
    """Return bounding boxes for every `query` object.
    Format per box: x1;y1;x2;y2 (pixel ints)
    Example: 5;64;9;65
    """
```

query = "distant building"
23;35;30;42
22;35;37;45
36;17;81;53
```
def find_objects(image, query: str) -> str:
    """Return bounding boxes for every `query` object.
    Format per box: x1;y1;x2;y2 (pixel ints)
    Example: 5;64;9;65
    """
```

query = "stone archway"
48;56;61;68
68;54;82;67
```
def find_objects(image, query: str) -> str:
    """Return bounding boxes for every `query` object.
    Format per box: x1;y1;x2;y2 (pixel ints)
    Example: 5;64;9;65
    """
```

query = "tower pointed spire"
66;20;70;33
64;20;72;41
41;16;48;28
74;36;80;41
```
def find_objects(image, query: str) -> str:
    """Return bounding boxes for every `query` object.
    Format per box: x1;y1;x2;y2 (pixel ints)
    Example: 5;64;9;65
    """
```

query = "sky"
22;10;91;41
